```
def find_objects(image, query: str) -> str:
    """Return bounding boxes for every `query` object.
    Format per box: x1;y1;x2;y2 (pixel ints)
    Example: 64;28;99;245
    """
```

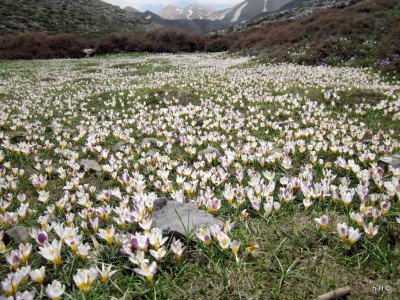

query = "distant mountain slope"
251;0;351;21
153;0;305;30
209;0;297;23
0;0;155;39
158;5;216;20
135;11;226;34
124;6;141;13
211;0;355;34
144;0;316;33
252;0;313;20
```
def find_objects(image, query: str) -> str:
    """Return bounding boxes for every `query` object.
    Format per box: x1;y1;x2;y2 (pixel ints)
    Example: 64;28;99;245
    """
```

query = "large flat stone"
152;198;221;239
379;153;400;170
80;159;102;172
5;226;30;244
141;138;159;146
198;146;221;159
9;131;27;142
112;141;126;153
146;149;159;157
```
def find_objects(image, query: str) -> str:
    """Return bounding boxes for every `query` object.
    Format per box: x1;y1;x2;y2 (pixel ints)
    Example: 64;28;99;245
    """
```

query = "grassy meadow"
0;53;399;299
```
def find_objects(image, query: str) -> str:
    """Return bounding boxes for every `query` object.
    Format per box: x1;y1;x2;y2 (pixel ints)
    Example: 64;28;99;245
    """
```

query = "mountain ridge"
154;0;301;24
158;4;216;20
124;6;141;13
131;10;226;34
0;0;156;39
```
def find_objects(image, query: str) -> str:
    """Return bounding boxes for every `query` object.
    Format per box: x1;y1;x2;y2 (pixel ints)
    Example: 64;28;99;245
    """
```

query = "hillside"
0;0;156;39
224;0;400;74
250;0;356;28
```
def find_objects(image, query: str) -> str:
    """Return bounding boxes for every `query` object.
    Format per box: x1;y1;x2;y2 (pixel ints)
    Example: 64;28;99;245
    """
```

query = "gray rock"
97;114;110;121
40;77;54;82
59;149;78;158
363;139;373;144
141;138;159;146
47;167;59;180
113;141;126;153
198;146;221;159
153;197;168;211
195;118;206;127
45;125;55;133
9;131;27;142
80;159;102;172
152;198;221;239
271;147;283;154
146;149;159;157
379;153;400;170
83;48;95;57
5;226;30;244
276;121;291;126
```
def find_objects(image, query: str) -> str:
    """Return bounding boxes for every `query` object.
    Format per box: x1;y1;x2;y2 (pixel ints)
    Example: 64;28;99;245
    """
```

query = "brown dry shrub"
47;34;89;58
145;28;206;53
0;32;88;59
95;28;207;54
95;32;131;53
204;35;230;52
377;25;400;73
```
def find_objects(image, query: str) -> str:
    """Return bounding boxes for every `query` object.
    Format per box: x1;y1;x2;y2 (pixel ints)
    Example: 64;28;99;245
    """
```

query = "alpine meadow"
0;0;399;299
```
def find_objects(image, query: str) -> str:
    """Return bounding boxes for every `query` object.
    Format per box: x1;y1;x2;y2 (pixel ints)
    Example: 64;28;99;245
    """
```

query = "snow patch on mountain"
263;0;268;12
158;1;307;26
231;2;248;22
209;8;232;21
158;4;216;20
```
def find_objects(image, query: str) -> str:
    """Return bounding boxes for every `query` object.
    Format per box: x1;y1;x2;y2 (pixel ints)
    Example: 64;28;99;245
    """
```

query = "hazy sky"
102;0;242;13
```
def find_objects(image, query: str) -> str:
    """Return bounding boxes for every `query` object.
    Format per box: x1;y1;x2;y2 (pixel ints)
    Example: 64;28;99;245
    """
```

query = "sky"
101;0;242;13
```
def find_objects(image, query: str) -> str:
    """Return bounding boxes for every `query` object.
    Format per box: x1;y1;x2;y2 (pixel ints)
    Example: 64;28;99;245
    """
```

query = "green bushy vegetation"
0;0;153;40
